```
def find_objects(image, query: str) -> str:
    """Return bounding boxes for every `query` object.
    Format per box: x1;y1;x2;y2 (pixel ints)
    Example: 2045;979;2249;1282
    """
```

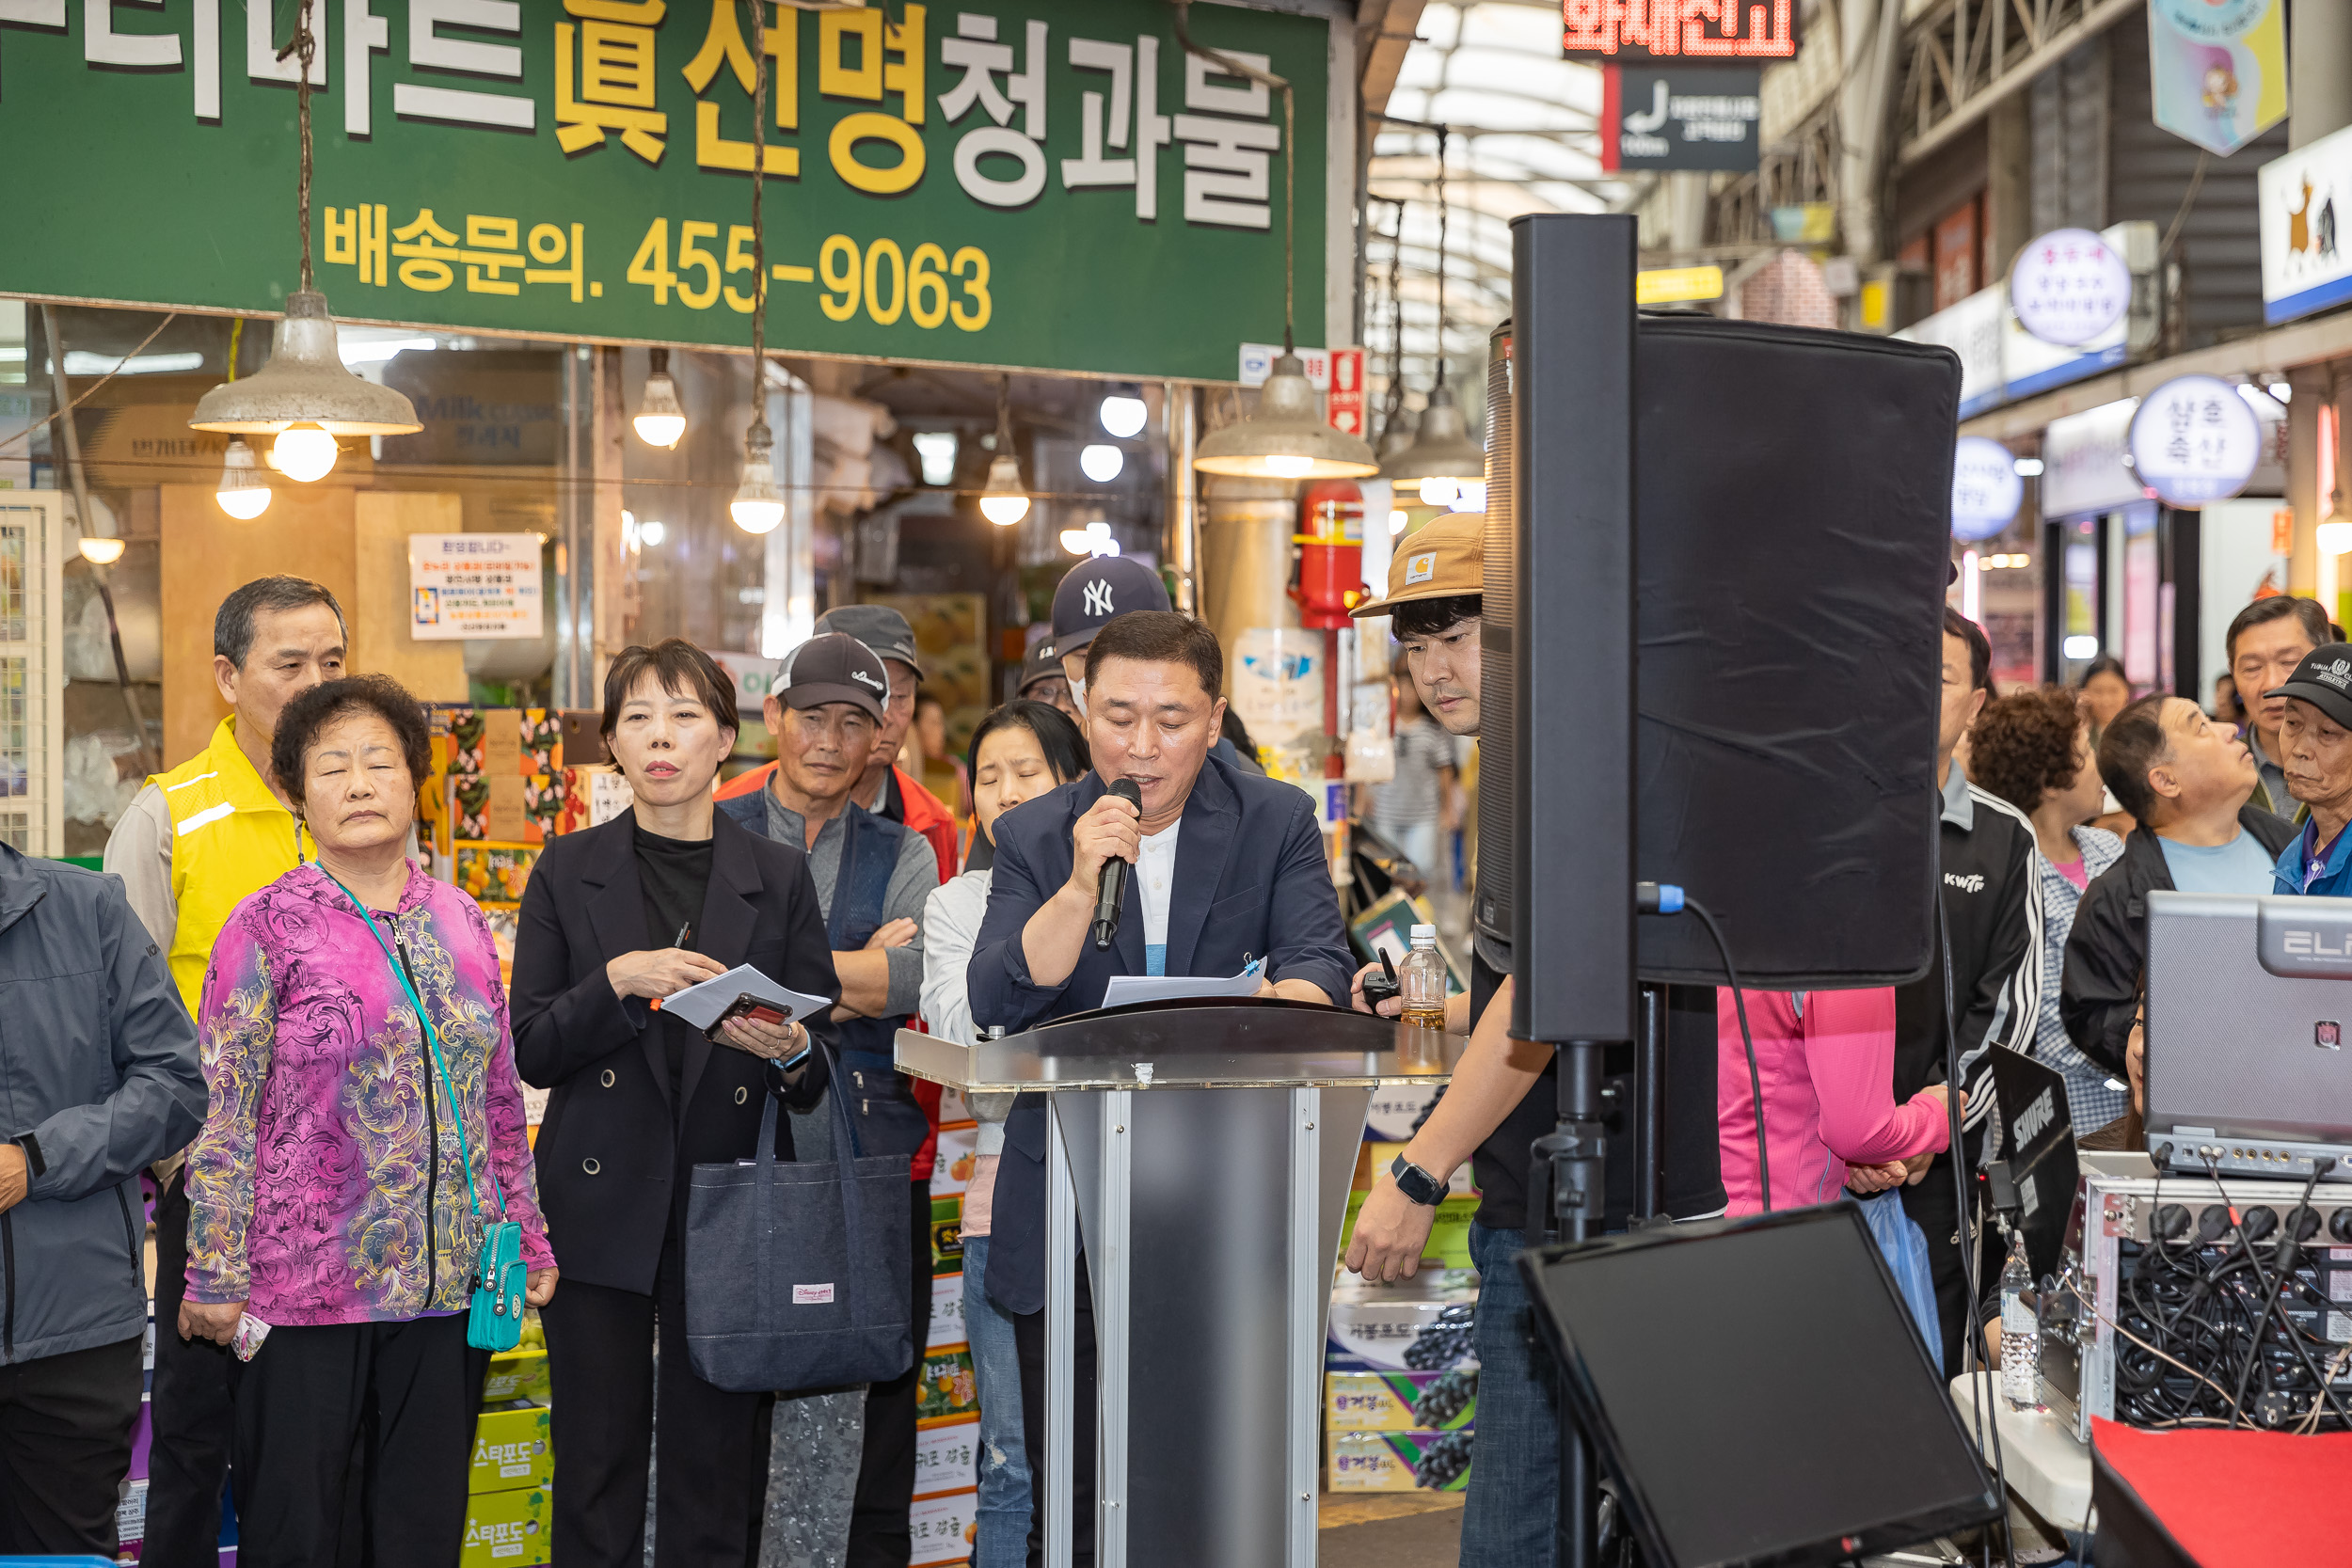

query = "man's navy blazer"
966;750;1355;1314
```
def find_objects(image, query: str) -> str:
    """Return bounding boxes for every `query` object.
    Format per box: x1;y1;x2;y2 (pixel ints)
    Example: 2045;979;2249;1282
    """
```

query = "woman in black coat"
513;640;840;1568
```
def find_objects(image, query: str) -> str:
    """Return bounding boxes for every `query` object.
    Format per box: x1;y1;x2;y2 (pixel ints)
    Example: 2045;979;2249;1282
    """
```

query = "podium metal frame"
898;999;1459;1568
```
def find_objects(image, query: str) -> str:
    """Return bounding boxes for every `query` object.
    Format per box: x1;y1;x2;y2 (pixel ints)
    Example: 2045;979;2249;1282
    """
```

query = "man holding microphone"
967;610;1353;1566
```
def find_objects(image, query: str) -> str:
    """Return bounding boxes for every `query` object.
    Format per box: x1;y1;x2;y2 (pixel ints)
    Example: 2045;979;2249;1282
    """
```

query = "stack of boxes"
1325;1082;1481;1495
461;1321;553;1567
911;1086;981;1564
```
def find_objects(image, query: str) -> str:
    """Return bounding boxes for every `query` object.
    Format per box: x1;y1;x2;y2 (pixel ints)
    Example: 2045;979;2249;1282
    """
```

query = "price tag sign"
2127;375;2263;506
1950;436;2025;541
2009;228;2132;348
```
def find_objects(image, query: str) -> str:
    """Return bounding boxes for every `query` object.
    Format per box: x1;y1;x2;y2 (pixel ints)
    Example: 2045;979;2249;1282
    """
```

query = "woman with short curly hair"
181;673;553;1566
1968;685;2124;1132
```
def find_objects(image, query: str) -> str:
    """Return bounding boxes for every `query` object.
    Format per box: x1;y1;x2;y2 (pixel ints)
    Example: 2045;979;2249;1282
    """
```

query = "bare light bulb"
272;423;340;483
1079;444;1124;483
2321;520;2352;557
1419;475;1459;507
730;424;786;535
979;452;1030;526
77;535;126;564
1099;388;1148;439
635;366;687;449
216;436;272;520
1263;453;1316;480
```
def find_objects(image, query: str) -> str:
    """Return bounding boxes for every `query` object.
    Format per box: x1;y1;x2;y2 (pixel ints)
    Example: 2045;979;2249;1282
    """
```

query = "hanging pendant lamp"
728;1;787;537
1184;14;1375;482
188;0;417;469
1380;381;1484;496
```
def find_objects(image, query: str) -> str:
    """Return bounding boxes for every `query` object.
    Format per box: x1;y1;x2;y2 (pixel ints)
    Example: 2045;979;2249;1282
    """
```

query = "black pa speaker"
1486;217;1960;1044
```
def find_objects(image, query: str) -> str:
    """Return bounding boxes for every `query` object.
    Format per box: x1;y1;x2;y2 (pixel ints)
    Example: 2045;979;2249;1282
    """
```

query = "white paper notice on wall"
408;532;546;641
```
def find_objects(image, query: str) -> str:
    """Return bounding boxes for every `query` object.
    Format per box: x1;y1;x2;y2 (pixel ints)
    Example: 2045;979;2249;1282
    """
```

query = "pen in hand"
676;923;692;949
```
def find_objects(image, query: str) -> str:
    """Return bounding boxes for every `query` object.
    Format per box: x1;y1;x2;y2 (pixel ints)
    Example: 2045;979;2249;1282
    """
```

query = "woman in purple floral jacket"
180;674;552;1568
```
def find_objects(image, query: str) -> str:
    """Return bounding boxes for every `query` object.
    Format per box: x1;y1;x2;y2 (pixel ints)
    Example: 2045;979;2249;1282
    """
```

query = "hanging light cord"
275;0;317;293
1171;2;1295;354
747;0;769;436
1380;199;1406;440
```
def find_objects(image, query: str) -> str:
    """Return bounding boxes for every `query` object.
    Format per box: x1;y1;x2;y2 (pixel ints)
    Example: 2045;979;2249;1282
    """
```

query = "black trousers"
225;1312;485;1568
544;1227;775;1568
847;1181;940;1568
146;1168;234;1568
1900;1152;1984;1377
0;1332;143;1555
1012;1259;1096;1568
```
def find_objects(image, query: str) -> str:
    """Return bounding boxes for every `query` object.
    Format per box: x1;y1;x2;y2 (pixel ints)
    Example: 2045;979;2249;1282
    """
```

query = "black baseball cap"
776;633;890;723
1018;641;1065;694
1045;557;1169;659
2268;642;2352;731
815;604;923;678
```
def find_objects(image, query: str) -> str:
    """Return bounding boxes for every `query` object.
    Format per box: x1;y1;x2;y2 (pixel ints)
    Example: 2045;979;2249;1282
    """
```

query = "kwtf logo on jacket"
1944;872;1986;893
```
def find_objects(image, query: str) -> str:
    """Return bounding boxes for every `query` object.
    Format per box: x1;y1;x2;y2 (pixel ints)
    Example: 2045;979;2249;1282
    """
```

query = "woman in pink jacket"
1717;986;1957;1214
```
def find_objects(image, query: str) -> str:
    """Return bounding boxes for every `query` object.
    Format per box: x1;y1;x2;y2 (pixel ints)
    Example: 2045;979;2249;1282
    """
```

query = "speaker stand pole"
1632;984;1666;1226
1534;1038;1608;1568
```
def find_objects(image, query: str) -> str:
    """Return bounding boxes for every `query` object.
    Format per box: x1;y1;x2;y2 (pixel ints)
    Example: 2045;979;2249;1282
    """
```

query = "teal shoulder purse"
330;874;527;1352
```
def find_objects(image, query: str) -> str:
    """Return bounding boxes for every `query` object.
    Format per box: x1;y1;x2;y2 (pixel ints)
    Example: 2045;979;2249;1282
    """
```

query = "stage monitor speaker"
1520;1206;2003;1568
1483;227;1960;1029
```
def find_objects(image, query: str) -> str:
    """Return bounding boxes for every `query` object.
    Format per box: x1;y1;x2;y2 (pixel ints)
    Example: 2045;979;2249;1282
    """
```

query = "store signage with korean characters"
2258;123;2352;325
1895;285;2003;419
2127;376;2263;507
0;1;1331;383
2147;0;2287;156
1598;68;1759;172
1562;0;1798;60
410;533;546;641
1950;436;2024;541
2009;229;2131;347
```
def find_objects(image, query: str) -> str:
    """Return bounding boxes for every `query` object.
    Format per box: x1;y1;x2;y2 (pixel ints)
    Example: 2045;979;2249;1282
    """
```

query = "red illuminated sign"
1563;0;1798;60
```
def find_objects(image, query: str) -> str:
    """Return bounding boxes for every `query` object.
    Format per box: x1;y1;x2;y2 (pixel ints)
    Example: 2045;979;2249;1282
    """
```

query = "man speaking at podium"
968;610;1354;1565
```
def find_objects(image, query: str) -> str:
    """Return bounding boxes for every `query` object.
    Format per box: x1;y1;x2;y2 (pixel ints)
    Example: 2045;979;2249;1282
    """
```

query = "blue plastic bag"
1858;1189;1943;1377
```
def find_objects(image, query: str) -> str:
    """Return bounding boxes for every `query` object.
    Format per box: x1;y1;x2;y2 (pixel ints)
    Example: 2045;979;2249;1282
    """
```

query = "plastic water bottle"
1399;925;1449;1031
1999;1229;2039;1410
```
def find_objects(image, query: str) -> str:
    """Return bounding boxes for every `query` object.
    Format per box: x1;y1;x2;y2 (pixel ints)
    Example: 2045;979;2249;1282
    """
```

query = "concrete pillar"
1664;172;1711;254
2289;0;2352;150
1837;0;1901;262
1985;95;2032;282
2291;369;2324;597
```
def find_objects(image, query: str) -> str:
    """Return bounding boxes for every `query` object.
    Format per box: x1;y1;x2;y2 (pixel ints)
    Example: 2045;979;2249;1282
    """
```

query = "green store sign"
0;0;1332;381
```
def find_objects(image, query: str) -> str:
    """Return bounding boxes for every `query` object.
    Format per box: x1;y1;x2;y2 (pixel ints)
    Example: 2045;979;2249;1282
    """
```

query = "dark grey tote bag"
684;1053;914;1394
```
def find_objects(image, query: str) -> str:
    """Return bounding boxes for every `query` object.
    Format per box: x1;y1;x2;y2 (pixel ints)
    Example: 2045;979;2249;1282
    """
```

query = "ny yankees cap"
814;604;922;679
2269;642;2352;732
775;633;890;723
1350;512;1485;618
1046;557;1170;658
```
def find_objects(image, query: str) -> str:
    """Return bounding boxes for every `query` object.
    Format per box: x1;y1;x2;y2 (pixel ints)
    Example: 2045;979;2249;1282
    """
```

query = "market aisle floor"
1317;1492;1466;1567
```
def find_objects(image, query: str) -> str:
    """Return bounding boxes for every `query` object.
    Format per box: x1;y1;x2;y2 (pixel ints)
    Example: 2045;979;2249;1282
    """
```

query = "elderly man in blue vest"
718;629;940;1568
968;610;1353;1567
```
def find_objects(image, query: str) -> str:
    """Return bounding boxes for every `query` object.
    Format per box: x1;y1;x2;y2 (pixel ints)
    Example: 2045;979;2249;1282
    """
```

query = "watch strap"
12;1132;43;1179
1390;1152;1443;1206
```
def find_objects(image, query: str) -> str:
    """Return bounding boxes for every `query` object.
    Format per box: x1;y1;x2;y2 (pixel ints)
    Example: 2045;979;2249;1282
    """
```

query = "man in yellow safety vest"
102;576;347;1568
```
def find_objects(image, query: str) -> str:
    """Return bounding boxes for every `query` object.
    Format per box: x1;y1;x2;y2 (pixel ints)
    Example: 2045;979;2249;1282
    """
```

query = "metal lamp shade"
1194;354;1378;480
1379;383;1484;489
188;291;421;436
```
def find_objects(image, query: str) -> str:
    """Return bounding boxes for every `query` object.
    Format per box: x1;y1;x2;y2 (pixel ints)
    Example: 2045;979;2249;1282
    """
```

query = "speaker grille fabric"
1630;316;1958;988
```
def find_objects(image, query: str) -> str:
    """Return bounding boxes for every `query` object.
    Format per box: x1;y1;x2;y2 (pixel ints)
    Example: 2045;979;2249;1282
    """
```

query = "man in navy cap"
1046;556;1263;774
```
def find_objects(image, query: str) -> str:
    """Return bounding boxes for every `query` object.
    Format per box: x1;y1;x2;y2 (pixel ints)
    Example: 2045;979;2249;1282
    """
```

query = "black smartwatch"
1390;1153;1444;1207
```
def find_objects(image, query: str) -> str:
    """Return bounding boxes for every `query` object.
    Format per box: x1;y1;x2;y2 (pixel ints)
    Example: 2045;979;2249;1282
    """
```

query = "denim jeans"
959;1235;1033;1568
1458;1223;1559;1568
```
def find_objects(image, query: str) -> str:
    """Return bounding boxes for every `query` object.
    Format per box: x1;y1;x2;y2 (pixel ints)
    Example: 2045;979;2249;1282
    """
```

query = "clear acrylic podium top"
894;996;1466;1093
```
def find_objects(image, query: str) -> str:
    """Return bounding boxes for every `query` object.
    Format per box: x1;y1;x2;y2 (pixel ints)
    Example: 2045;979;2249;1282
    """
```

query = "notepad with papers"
1100;958;1266;1010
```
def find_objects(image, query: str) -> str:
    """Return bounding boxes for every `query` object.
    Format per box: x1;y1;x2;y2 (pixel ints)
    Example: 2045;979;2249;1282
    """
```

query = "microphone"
1092;779;1143;950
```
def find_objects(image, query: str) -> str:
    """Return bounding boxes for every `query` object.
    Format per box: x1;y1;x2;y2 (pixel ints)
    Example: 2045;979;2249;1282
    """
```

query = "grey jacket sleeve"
882;827;940;1019
24;879;205;1203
